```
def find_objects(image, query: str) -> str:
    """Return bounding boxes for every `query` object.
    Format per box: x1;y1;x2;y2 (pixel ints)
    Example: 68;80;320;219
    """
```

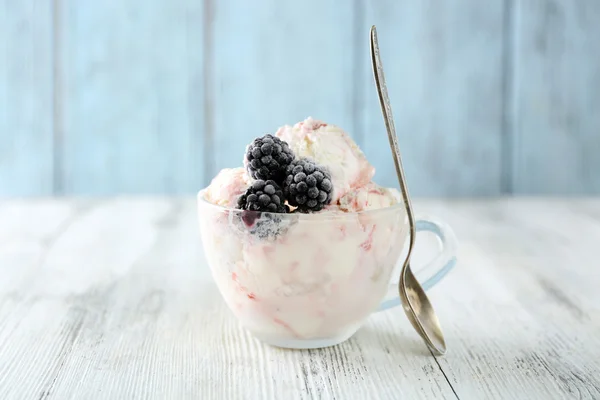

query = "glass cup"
197;189;457;349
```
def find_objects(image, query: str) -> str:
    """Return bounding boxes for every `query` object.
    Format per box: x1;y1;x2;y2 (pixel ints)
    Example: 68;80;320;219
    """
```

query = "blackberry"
245;134;295;182
237;180;287;213
234;180;293;240
283;158;333;212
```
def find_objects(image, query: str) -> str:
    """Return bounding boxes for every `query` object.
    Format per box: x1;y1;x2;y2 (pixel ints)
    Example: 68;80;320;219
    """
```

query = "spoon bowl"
400;263;447;354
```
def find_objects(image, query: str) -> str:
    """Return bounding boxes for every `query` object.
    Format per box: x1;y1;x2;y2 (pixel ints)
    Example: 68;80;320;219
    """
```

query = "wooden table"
1;198;599;399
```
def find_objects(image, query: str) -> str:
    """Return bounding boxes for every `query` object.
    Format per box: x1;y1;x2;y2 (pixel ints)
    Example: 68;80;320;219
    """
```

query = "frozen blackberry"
237;180;287;213
283;158;333;212
234;180;293;240
245;134;295;182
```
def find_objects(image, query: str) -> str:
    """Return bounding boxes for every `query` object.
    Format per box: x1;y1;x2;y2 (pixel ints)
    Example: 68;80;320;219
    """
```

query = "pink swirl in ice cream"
338;182;401;212
275;117;375;202
204;167;250;208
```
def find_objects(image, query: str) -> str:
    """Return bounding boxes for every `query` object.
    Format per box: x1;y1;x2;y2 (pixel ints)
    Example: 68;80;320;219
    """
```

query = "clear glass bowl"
196;190;457;349
198;191;457;348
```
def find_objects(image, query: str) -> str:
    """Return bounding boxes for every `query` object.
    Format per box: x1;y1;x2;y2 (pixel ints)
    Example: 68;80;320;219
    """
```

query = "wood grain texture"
0;0;54;196
210;0;360;175
58;0;205;195
360;0;506;196
415;199;600;399
1;198;600;399
0;198;454;399
511;0;600;194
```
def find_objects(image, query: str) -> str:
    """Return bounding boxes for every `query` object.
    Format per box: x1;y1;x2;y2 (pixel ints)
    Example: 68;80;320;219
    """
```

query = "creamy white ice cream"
338;182;401;212
204;167;250;208
197;193;407;342
275;117;375;202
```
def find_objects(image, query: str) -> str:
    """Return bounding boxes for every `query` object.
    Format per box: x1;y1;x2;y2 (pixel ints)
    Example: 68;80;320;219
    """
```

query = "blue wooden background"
1;0;599;197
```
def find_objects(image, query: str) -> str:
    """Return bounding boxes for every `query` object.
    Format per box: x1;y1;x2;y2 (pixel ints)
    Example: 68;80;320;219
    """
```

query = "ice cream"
198;117;406;347
275;117;375;202
338;182;401;213
204;167;250;208
198;199;407;343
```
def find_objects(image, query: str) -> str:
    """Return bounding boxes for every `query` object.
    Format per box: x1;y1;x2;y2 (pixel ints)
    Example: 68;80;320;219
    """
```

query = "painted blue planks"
0;1;54;196
511;0;600;194
360;0;506;196
1;0;600;197
58;0;205;195
209;0;359;177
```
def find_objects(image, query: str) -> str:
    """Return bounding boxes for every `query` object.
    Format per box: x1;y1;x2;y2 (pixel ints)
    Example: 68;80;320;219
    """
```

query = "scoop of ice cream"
275;117;375;202
338;182;400;212
204;167;251;208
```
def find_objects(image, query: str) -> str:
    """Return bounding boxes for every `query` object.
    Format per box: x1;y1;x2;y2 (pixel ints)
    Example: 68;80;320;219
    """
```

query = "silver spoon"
370;25;447;355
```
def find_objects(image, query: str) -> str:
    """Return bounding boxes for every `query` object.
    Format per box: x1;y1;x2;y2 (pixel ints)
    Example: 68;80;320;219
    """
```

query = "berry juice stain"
360;225;376;251
241;210;260;227
338;224;347;239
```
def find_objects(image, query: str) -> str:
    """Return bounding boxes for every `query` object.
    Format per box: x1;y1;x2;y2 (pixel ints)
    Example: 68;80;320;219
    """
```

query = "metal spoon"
370;25;447;355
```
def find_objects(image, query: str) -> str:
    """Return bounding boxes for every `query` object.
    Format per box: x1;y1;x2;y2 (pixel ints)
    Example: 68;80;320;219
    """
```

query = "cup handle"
376;214;458;312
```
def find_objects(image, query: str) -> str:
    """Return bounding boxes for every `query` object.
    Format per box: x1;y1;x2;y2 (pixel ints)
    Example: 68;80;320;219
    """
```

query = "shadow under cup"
196;189;418;349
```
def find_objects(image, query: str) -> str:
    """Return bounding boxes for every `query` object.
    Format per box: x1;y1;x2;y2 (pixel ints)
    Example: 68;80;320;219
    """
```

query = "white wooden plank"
360;0;505;196
414;199;600;399
210;0;360;175
0;200;81;399
0;199;82;294
2;198;600;398
58;0;206;195
0;198;454;399
512;0;600;194
0;0;54;196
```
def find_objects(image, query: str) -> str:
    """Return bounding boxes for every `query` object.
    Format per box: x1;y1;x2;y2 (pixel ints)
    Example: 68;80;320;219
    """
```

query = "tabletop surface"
1;197;599;399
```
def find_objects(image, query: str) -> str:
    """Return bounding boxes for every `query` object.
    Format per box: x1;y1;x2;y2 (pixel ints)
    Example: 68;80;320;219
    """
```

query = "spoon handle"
369;26;416;249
